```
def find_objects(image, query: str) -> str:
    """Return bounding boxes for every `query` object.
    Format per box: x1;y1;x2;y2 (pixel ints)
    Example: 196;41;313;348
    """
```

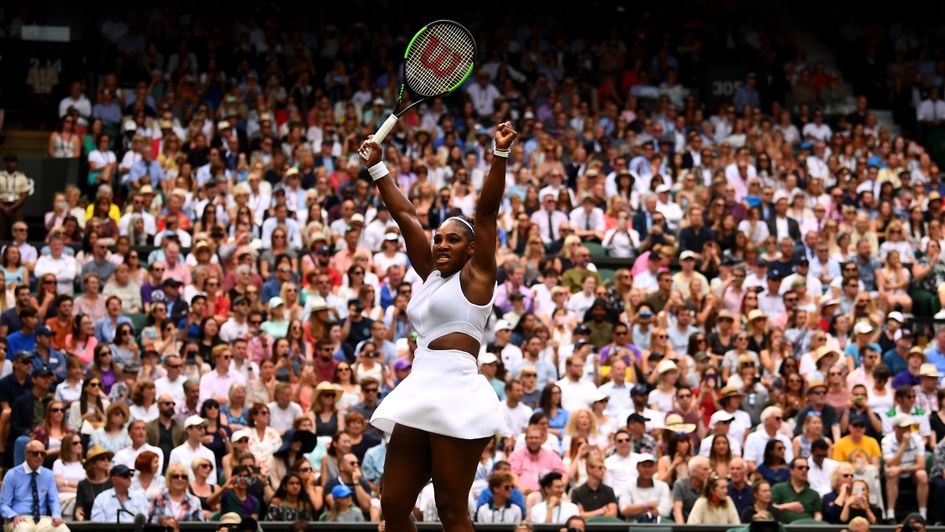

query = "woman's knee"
433;491;470;525
381;490;415;517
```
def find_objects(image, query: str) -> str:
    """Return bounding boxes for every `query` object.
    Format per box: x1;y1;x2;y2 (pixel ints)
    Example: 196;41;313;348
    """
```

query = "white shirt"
529;500;579;524
600;381;633;417
34;254;78;294
219;318;248;343
605;452;641;493
168;441;216;484
618;479;673;518
154;375;186;405
808;457;838;496
743;429;794;465
129;403;159;423
698;433;743;457
199;370;240;406
569;207;605;232
501;401;533;437
267;400;303;433
113;443;165;471
917;99;945;122
556;376;599;412
802;122;832;142
466;83;502;117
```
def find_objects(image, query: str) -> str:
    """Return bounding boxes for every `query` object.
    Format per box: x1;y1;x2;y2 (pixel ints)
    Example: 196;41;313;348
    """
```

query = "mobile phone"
853;484;864;496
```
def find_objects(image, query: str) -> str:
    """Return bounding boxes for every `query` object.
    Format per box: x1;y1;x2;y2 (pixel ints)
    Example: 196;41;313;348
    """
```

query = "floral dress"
149;487;206;522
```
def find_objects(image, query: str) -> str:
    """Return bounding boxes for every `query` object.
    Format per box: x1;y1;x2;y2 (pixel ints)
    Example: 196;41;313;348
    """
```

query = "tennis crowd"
1;5;945;532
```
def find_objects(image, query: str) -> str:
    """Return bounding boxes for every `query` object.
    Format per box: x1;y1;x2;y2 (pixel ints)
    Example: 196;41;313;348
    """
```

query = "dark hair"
538;383;562;413
443;215;474;239
872;364;891;382
272;472;315;510
811;438;829;452
539;471;562;491
762;438;786;467
895;384;914;400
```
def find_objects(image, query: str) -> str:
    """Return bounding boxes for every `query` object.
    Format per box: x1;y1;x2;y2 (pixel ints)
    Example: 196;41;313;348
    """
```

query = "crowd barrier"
68;523;941;532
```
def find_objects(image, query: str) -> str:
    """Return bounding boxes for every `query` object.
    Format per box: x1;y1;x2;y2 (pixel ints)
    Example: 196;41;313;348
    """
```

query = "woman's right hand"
359;137;382;166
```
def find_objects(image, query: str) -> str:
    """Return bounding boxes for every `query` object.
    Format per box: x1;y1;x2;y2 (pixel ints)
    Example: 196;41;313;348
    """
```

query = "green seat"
588;516;624;523
124;312;147;334
585;241;606;257
598;268;616;285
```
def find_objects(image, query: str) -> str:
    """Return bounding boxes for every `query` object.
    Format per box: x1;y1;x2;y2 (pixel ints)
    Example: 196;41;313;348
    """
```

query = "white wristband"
368;162;388;181
493;147;510;158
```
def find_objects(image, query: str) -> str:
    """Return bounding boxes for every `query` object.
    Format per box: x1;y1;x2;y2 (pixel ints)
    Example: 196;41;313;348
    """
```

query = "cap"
920;363;940;378
848;412;869;426
717;309;735;321
638;309;654;318
636;453;657;463
494;320;513;332
573;325;591;335
393;358;412;371
217;120;231;131
332;484;353;498
887;311;904;323
627;412;650;424
194;240;210;251
656;184;672;194
184;415;207;428
3;154;18;163
719;386;741;400
383;232;399;241
231;429;251;442
13;351;32;363
109;464;135;477
478;352;498;366
372;97;385;106
162;278;182;288
648;251;663;261
574;339;592;351
854;321;874;335
350;213;365;224
591;391;609;403
748;309;766;322
122;362;141;373
268;297;285;310
773;190;790;203
219;513;242;526
680;250;697;261
630;383;649;396
139;185;155;195
159;119;173;129
656;359;678;375
893;413;913;428
767;270;784;280
709;410;736;428
259;113;273;122
35;325;53;336
930;191;943;202
519;364;537;375
755;258;768;267
307;296;328;312
31;365;54;378
123;120;137;132
819;295;840;307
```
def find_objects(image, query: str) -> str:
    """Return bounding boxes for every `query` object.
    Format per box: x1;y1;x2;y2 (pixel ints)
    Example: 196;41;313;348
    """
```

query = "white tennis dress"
371;269;508;439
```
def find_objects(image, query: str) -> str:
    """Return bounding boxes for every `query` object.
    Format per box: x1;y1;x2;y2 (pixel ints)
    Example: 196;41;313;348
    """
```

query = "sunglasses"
170;474;188;480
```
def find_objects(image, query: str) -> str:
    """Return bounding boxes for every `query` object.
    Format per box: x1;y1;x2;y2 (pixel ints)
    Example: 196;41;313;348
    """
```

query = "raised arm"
359;138;434;280
461;122;518;304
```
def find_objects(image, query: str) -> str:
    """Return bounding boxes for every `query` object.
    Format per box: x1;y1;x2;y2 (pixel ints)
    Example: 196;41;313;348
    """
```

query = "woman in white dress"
359;123;516;531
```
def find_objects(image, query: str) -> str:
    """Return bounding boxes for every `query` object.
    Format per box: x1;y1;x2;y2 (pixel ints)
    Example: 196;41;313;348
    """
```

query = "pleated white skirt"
371;347;508;440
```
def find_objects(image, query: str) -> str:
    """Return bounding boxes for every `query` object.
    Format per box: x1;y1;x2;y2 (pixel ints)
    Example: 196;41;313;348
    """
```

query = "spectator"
771;457;823;523
686;473;741;524
0;440;69;532
881;413;928;522
619;453;672;522
741;478;783;523
529;471;579;524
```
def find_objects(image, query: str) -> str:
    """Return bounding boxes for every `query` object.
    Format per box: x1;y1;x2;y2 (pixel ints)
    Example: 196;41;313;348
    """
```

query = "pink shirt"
162;261;192;285
508;447;565;492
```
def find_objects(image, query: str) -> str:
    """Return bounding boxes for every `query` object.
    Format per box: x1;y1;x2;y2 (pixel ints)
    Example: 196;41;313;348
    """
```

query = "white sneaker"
936;310;945;320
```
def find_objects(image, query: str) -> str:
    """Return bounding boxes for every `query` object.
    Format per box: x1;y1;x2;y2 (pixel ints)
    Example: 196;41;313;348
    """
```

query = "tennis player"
358;122;517;531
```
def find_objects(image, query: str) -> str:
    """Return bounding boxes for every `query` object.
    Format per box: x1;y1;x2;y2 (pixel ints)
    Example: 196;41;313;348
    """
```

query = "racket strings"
405;23;475;97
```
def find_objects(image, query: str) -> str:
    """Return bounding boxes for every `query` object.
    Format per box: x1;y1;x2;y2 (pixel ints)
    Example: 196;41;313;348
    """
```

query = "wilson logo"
419;35;462;78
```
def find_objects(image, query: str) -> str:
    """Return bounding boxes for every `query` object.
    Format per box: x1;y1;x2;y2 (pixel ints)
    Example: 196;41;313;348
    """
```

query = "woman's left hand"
494;122;518;150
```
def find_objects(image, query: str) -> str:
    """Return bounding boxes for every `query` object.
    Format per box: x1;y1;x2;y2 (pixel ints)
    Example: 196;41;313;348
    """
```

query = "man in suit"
10;366;54;466
147;394;187;473
765;190;801;241
633;195;660;236
428;187;457;229
680;131;703;170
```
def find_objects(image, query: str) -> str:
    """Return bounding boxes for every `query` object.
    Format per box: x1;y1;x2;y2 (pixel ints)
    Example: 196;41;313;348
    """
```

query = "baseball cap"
184;415;207;428
268;297;285;310
893;413;913;428
636;453;656;463
350;213;365;224
494;320;513;332
709;410;736;428
31;365;54;378
393;358;412;371
630;383;649;396
110;464;135;477
854;322;874;335
638;309;654;318
162;278;182;288
680;250;697;261
573;325;591;335
478;352;498;366
13;352;32;363
35;325;53;336
887;311;904;323
218;513;242;526
627;412;650;424
848;413;868;426
231;429;251;442
331;484;353;499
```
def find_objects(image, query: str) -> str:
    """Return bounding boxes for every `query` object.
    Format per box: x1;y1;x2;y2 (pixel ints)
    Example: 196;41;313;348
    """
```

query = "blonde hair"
563;408;599;440
165;464;189;488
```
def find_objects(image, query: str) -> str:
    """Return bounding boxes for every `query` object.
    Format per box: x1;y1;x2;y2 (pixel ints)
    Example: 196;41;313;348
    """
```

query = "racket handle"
372;114;399;145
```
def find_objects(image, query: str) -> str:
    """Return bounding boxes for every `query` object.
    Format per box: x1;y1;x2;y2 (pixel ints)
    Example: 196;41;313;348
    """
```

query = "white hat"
268;297;285;309
887;311;904;323
656;184;672;194
217;120;231;130
892;413;913;428
478;352;498;366
680;250;697;261
636;453;657;463
494;320;513;332
709;410;736;428
184;415;206;428
231;429;251;442
773;190;790;203
350;213;365;224
372;97;385;106
656;359;678;375
123;120;137;132
383;232;399;241
854;322;874;335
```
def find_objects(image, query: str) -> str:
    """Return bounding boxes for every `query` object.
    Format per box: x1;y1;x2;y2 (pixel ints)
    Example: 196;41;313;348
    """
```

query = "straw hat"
85;445;114;463
719;386;741;401
663;413;696;434
312;381;343;402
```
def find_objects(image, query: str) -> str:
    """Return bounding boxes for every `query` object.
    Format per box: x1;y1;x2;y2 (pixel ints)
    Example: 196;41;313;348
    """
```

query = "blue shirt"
0;463;62;519
93;316;133;345
127;159;164;187
882;349;909;377
6;331;36;357
926;346;945;378
90;487;150;523
31;350;67;381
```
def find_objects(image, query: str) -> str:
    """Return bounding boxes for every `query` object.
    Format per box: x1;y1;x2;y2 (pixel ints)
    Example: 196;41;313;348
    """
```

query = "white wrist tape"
493;147;510;158
368;162;388;181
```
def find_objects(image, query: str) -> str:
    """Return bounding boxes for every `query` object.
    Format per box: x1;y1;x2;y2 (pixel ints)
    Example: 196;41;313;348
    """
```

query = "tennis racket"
361;20;476;155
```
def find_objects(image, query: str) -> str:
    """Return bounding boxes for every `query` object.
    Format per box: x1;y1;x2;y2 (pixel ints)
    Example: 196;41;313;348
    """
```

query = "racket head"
403;20;477;99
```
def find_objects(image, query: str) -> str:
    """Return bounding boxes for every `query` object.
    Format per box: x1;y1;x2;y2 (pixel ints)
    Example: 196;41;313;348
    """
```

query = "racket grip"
372;114;399;145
